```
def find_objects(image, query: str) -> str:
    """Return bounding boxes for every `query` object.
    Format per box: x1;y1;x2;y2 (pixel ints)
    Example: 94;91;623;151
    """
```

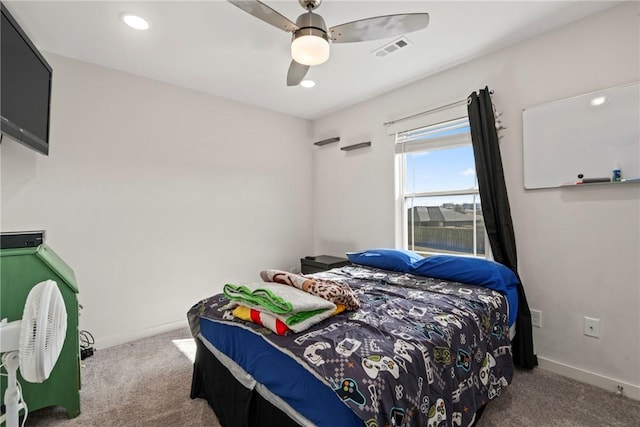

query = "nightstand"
301;255;350;274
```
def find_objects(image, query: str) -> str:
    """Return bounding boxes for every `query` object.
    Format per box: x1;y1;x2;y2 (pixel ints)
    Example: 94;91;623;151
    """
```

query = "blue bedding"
410;255;519;327
199;316;363;426
346;250;519;327
189;266;514;427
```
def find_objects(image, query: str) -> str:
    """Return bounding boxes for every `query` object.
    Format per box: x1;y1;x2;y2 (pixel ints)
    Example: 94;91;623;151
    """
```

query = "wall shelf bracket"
340;141;371;151
313;137;340;146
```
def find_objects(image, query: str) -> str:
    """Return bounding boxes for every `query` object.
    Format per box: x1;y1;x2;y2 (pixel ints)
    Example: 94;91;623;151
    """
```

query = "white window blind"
385;100;468;135
395;117;471;154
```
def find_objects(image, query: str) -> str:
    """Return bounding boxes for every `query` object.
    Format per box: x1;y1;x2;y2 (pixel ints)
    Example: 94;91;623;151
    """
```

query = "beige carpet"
27;327;220;427
27;327;640;426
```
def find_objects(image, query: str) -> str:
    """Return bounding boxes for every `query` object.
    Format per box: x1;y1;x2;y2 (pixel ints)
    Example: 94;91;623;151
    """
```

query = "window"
396;117;486;257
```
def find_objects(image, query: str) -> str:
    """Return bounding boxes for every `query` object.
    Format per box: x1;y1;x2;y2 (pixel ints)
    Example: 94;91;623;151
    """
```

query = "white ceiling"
5;1;619;120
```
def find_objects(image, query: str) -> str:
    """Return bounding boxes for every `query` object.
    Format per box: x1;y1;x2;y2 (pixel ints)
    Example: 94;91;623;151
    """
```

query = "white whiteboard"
523;82;639;189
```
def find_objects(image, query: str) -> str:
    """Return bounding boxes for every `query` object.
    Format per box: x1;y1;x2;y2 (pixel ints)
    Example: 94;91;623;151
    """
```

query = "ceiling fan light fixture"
291;30;330;66
226;0;430;86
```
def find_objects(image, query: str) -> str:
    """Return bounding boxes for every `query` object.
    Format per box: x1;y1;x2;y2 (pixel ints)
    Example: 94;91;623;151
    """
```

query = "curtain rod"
383;89;494;127
383;99;466;127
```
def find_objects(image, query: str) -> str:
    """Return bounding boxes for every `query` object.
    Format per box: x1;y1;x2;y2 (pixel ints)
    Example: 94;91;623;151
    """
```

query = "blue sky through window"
405;144;477;204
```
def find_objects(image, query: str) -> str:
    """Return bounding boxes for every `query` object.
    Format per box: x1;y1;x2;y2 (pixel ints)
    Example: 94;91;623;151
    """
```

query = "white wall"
1;55;312;348
311;2;640;396
1;1;637;398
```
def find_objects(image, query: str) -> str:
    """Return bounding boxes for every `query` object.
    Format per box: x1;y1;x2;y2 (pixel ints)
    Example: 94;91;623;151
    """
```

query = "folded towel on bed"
232;305;291;335
232;303;348;336
260;269;361;311
223;283;292;314
223;282;337;333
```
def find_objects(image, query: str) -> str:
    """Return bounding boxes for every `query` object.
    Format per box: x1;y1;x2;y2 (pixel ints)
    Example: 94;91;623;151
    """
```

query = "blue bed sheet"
199;317;364;427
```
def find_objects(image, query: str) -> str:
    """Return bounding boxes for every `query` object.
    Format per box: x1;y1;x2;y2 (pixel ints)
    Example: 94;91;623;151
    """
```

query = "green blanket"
224;284;292;314
222;282;336;328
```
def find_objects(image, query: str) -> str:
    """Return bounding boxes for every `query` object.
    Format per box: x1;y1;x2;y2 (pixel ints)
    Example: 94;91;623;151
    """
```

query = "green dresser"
0;244;81;418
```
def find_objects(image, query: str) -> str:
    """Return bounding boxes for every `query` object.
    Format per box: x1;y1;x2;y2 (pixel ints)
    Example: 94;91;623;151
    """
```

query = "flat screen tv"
1;2;52;156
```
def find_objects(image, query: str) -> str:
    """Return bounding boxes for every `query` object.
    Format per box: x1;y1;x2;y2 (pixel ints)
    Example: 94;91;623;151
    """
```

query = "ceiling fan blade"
329;13;429;43
287;60;310;87
228;0;298;32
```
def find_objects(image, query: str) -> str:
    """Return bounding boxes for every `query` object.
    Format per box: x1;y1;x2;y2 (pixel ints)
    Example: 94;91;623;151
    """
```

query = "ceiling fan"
228;0;430;86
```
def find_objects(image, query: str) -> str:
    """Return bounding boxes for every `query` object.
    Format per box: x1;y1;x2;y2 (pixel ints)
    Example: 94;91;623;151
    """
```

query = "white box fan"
0;280;67;427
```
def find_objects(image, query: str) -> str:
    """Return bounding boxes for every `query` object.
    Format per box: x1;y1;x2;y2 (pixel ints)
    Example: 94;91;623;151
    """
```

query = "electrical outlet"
584;316;601;338
531;309;542;328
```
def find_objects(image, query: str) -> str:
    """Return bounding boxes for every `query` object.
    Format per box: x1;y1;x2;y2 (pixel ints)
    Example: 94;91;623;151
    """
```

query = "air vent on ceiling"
372;36;413;58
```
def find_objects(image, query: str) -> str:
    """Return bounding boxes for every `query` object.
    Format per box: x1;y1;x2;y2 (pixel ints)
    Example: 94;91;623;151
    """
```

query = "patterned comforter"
188;266;514;427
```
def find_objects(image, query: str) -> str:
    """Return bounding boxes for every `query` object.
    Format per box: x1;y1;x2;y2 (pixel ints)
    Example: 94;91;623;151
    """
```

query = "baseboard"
537;356;640;401
95;319;188;349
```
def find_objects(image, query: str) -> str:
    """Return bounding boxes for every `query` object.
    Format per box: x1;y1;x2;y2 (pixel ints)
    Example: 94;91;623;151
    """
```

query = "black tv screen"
1;2;52;155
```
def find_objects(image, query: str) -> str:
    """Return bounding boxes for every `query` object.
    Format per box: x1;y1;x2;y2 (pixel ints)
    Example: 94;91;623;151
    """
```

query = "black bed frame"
190;337;487;427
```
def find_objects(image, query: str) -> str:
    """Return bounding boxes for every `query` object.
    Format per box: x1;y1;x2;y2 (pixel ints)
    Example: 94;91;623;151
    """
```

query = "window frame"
395;117;489;258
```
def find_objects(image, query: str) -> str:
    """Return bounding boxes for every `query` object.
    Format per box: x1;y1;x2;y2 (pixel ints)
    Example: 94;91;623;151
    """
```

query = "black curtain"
467;87;537;369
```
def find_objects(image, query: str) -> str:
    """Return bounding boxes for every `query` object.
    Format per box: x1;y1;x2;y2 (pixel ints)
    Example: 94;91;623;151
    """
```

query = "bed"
188;253;517;427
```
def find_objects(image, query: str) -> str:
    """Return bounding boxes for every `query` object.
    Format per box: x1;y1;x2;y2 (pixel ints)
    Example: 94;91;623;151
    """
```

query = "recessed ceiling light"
590;96;606;107
300;79;316;88
120;13;150;30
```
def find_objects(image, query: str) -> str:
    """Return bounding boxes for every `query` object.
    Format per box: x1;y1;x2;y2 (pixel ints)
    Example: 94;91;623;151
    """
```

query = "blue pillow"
409;255;519;327
346;248;423;273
